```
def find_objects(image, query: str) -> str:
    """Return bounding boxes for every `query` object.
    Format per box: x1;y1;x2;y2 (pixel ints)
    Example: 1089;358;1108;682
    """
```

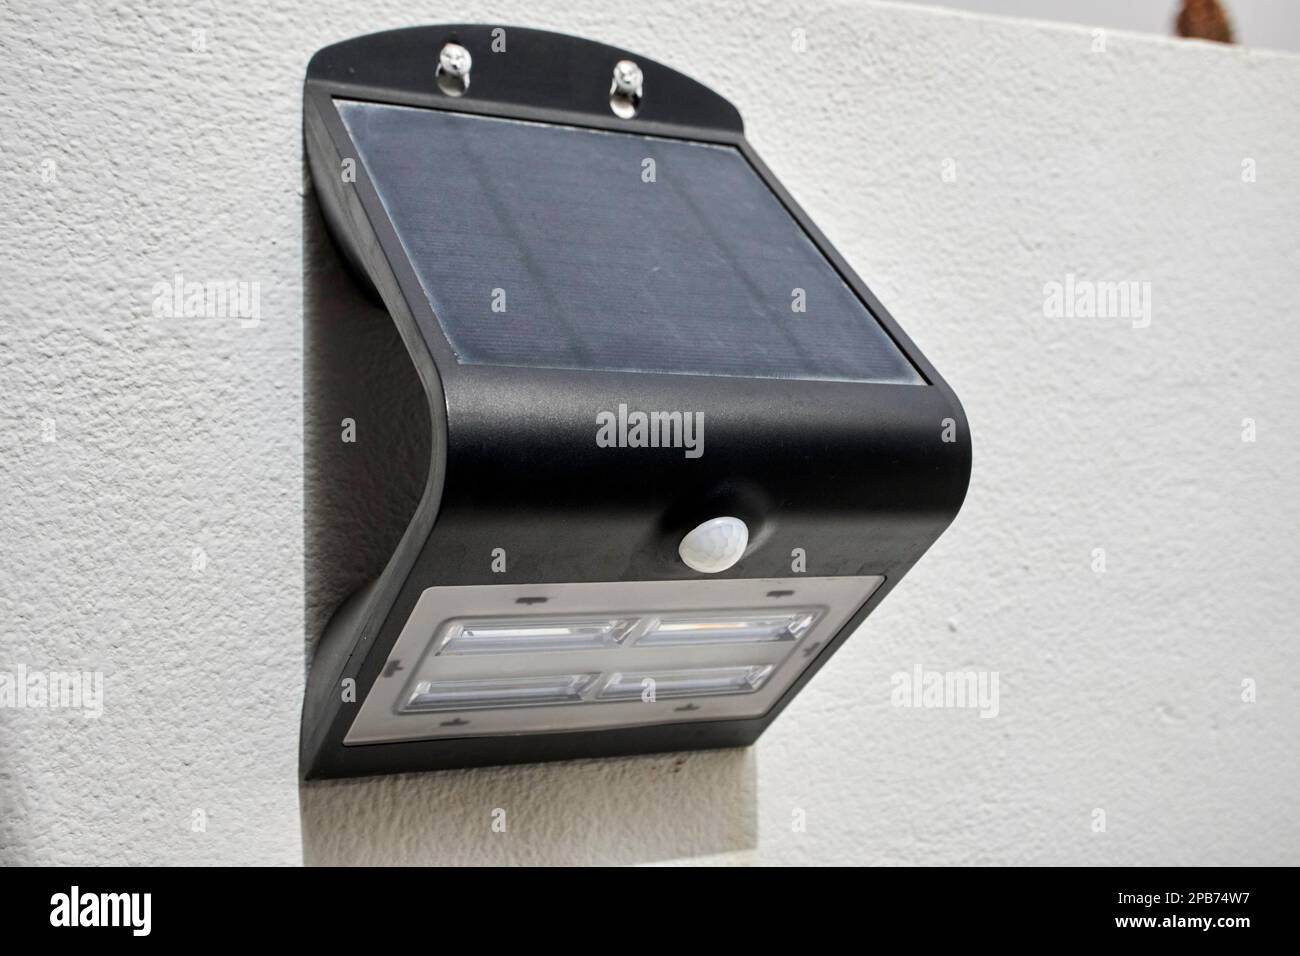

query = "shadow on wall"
301;749;758;866
298;178;758;865
300;182;429;678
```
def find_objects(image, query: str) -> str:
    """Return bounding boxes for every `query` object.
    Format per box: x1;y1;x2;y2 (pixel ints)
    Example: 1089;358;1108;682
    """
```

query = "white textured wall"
2;1;1298;866
899;0;1300;53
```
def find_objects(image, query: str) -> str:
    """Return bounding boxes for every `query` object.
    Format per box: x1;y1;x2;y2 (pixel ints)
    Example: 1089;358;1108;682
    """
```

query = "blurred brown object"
1176;0;1236;43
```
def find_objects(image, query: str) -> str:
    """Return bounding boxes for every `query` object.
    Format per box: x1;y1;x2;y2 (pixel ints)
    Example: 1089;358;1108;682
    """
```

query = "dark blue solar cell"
337;100;923;385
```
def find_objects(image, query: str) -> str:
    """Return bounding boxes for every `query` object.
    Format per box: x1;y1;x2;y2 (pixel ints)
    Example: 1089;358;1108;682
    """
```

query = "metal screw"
437;42;472;96
439;42;472;77
609;59;643;118
612;59;643;96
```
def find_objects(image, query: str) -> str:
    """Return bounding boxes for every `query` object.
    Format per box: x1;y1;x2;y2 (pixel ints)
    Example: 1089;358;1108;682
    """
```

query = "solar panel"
337;100;923;385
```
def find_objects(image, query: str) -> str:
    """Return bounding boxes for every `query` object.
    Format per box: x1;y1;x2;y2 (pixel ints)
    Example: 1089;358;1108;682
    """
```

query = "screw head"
439;42;472;77
611;59;643;96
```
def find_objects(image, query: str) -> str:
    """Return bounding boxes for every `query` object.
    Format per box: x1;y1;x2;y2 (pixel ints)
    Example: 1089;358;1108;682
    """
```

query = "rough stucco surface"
2;0;1298;866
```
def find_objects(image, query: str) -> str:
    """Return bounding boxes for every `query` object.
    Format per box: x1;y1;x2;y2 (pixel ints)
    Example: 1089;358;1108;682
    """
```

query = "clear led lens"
437;617;635;655
598;665;774;701
635;609;819;647
402;674;597;712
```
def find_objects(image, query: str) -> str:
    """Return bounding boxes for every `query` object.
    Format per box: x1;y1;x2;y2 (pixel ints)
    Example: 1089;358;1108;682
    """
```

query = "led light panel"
635;610;818;647
437;617;635;655
346;576;883;744
598;665;773;701
403;674;598;712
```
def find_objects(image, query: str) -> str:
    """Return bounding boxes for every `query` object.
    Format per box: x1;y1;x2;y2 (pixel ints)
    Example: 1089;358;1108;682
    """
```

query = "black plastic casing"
301;24;971;779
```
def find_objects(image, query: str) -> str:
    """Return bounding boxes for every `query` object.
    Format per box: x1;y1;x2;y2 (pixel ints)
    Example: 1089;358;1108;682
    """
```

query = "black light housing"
300;24;971;778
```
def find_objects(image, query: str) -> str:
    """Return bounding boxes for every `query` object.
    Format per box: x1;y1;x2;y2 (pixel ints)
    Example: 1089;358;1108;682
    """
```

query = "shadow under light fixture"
300;24;971;778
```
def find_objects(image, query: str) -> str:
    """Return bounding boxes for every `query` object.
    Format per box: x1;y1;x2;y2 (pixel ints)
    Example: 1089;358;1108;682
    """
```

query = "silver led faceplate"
346;576;883;745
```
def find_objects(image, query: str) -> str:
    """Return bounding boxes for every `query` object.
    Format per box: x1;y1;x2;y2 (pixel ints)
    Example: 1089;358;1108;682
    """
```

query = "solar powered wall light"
300;24;971;778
